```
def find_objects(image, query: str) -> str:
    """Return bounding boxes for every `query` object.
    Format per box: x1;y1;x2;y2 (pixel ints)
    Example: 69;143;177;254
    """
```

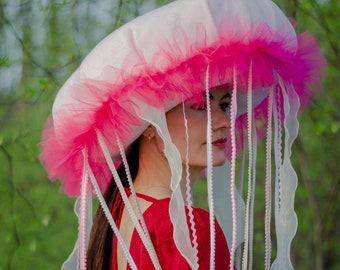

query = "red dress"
111;191;231;269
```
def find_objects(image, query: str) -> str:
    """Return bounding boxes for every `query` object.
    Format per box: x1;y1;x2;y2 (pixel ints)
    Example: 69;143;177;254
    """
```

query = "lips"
212;138;227;148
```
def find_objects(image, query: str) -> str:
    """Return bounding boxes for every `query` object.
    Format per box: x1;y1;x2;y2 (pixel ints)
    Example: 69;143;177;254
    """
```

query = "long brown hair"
87;139;140;269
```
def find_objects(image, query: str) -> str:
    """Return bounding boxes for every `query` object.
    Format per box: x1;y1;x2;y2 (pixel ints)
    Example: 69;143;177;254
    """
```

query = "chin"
187;151;227;168
212;155;227;167
212;160;226;167
212;147;227;163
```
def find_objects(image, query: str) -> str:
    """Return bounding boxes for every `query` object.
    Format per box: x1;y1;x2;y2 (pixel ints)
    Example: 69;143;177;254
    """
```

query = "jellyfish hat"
40;0;325;269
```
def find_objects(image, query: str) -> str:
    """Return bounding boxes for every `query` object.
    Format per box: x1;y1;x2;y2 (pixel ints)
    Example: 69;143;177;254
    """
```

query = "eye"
191;101;207;111
219;101;230;112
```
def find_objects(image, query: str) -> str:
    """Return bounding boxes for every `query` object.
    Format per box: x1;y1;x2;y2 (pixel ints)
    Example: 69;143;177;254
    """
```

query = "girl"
40;0;325;269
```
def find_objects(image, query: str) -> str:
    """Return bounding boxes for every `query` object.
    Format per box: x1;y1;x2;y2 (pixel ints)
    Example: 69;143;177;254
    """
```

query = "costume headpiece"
40;0;324;269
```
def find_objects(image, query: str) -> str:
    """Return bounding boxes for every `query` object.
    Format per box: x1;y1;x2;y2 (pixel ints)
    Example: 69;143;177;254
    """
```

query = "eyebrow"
208;93;231;100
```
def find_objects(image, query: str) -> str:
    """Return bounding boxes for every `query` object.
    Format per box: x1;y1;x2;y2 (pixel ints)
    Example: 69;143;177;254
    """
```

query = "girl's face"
166;86;231;170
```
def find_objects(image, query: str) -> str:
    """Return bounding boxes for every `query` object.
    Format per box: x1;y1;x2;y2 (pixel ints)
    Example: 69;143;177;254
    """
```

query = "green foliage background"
0;0;339;269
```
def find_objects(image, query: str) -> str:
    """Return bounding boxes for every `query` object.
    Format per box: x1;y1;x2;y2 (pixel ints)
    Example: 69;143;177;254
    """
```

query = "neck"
133;137;203;199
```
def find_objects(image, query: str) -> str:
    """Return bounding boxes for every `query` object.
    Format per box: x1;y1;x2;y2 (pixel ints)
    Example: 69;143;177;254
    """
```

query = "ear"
142;125;156;140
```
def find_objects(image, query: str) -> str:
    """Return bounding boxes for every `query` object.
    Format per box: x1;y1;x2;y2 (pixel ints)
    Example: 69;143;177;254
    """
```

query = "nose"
211;105;230;131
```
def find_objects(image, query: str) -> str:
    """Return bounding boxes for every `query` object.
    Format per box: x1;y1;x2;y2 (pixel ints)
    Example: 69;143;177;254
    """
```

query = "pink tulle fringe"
39;20;325;197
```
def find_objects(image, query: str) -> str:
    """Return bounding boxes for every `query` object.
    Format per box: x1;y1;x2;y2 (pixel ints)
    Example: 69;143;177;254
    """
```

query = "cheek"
167;114;187;144
166;109;185;132
186;119;207;143
171;132;188;156
166;108;208;158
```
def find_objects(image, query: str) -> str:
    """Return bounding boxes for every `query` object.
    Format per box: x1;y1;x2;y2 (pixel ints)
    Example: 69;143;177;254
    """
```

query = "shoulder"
143;198;210;231
143;198;174;240
143;198;225;238
130;198;191;268
144;200;228;252
130;198;230;269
